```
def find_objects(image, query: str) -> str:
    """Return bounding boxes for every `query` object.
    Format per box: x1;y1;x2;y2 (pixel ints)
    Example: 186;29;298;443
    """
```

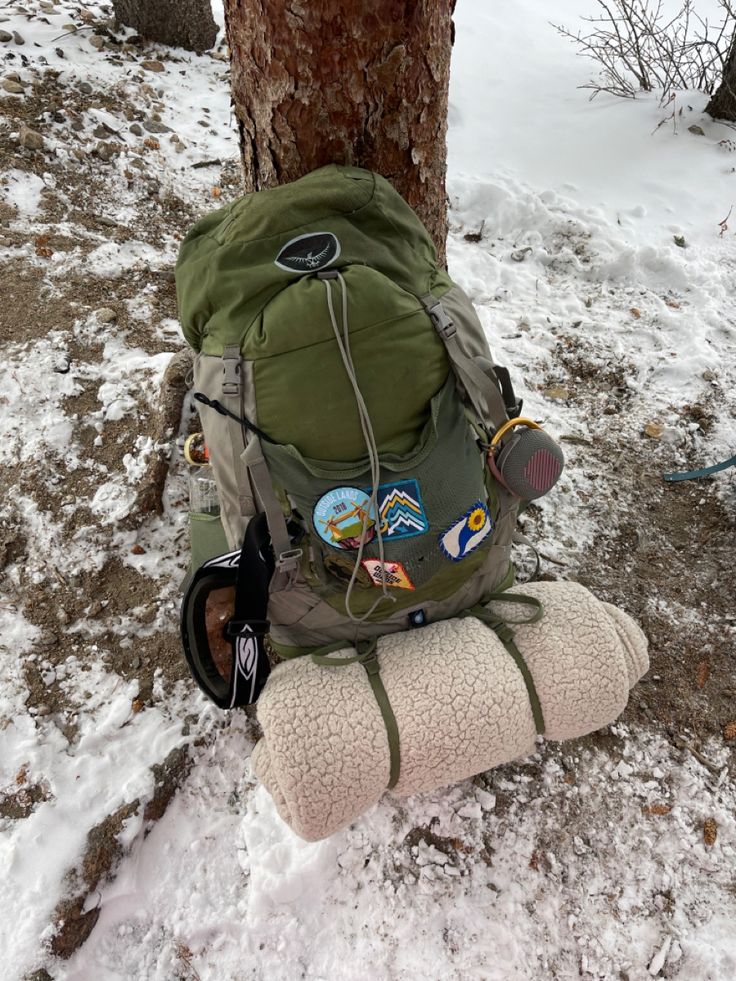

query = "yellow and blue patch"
439;501;493;561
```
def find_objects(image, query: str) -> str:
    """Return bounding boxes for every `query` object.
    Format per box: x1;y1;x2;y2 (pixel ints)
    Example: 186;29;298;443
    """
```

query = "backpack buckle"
422;295;456;340
222;346;241;397
275;547;303;573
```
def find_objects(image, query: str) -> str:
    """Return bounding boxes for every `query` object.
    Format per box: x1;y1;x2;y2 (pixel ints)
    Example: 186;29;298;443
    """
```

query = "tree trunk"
706;34;736;121
112;0;218;53
224;0;454;263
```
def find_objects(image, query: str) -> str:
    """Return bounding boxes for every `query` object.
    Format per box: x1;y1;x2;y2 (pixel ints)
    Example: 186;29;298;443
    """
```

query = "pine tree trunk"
224;0;454;263
706;35;736;122
112;0;218;53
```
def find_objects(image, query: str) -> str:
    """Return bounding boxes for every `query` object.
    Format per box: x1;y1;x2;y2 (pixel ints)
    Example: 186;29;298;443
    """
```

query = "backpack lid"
175;165;453;354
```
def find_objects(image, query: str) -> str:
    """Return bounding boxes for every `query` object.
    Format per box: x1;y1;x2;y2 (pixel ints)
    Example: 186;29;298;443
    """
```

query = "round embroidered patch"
313;487;376;550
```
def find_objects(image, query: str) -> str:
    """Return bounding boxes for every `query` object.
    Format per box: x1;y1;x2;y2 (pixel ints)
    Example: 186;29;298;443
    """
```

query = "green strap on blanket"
301;591;544;790
464;591;546;736
311;639;401;790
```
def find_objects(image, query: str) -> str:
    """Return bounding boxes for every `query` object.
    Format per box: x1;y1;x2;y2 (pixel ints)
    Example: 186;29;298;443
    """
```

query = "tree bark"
112;0;218;53
224;0;454;263
706;34;736;121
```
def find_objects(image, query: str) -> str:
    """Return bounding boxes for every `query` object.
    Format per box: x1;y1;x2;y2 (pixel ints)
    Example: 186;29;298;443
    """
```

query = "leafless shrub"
553;0;736;101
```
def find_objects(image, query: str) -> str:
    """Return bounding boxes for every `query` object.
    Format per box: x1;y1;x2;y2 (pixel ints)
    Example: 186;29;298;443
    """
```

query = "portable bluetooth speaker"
487;418;564;500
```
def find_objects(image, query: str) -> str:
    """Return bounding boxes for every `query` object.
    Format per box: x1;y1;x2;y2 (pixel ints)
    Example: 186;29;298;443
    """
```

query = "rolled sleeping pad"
251;581;648;841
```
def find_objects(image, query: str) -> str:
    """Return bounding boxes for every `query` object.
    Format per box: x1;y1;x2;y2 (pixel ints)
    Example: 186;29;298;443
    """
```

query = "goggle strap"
227;512;275;707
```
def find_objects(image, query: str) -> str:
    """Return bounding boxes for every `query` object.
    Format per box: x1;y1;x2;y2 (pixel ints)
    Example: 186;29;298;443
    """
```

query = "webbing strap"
419;294;510;430
664;453;736;482
241;438;301;583
464;592;546;735
312;639;401;790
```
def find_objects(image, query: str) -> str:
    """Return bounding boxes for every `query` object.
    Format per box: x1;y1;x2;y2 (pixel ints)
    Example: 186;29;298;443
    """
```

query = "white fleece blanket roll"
252;582;648;841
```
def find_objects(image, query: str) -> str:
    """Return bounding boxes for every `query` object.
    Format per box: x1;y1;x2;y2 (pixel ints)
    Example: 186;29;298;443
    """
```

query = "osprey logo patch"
274;232;340;273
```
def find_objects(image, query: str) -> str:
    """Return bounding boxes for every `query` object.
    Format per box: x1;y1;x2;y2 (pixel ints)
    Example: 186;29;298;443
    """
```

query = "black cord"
193;392;278;444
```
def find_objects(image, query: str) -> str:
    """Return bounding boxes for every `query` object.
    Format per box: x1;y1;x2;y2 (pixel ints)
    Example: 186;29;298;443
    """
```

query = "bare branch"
553;0;736;102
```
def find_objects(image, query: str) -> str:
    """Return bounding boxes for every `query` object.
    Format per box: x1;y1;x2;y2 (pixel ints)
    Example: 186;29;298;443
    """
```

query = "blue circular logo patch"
313;487;376;550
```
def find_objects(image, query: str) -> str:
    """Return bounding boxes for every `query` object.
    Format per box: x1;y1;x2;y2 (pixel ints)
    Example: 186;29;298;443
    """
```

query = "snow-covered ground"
0;1;734;979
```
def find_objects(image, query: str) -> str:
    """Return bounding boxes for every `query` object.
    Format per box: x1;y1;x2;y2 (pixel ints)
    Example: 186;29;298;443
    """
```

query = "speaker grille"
499;430;564;499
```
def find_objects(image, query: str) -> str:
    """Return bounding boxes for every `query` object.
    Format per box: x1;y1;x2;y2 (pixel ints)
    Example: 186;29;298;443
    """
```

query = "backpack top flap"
175;165;454;355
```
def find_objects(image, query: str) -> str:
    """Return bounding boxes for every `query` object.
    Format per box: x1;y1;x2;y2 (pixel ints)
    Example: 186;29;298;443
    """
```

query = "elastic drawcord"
322;272;396;623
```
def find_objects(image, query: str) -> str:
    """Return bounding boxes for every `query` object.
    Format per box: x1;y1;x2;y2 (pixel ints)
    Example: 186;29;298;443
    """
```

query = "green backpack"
176;164;524;706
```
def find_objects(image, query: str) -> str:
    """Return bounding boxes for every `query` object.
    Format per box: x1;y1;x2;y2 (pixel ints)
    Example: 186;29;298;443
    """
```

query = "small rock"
129;122;143;136
141;60;165;73
673;235;687;249
88;600;103;617
70;118;84;132
96;307;117;323
688;124;705;137
89;35;104;50
702;369;716;382
2;79;26;95
78;81;93;95
630;307;641;319
643;421;664;439
0;31;12;43
35;704;52;717
143;118;171;134
12;31;24;45
19;124;44;150
131;544;146;555
703;818;717;847
511;247;532;262
95;215;117;227
95;140;119;161
53;358;70;375
174;141;185;153
543;386;570;401
93;124;109;139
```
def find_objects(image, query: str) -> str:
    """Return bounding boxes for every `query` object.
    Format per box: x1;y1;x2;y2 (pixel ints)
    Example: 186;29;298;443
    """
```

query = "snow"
0;0;734;979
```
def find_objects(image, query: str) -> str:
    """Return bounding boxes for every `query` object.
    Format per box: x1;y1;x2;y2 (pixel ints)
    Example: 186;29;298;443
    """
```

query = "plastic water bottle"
189;466;220;515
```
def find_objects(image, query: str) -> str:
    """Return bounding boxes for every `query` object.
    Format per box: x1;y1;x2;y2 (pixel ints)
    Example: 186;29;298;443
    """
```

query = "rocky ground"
1;2;735;980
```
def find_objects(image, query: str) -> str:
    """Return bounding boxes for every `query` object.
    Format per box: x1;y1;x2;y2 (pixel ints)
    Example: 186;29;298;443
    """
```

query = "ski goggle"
180;549;271;709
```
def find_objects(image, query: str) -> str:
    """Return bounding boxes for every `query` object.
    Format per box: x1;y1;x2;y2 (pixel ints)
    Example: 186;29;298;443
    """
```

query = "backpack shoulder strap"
420;293;518;432
241;437;302;586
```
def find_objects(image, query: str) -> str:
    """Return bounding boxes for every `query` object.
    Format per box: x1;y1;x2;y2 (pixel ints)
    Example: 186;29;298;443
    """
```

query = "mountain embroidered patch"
367;479;429;541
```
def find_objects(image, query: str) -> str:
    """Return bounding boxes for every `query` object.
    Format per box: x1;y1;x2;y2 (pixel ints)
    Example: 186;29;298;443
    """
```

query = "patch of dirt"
17;555;185;728
575;464;735;753
48;745;192;960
